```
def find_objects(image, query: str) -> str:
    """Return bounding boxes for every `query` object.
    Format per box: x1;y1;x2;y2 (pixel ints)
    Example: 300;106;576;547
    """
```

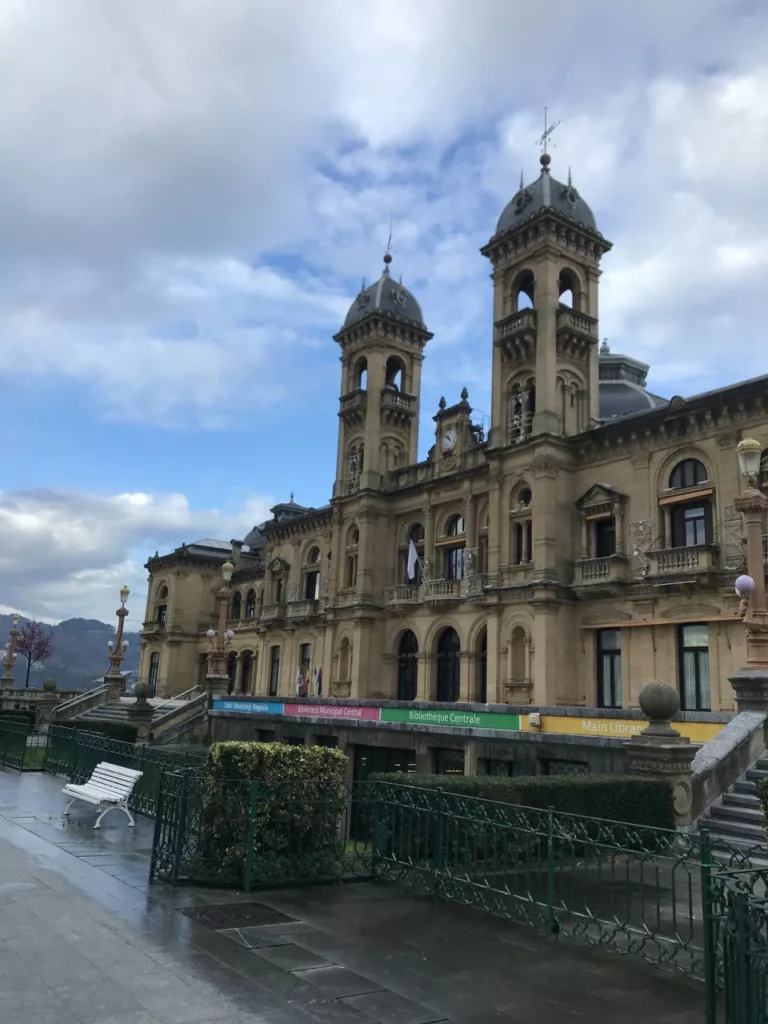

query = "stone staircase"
701;755;768;854
73;693;209;745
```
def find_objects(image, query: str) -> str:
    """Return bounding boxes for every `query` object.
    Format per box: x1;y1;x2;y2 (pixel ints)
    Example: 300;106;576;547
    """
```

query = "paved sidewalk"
0;769;705;1024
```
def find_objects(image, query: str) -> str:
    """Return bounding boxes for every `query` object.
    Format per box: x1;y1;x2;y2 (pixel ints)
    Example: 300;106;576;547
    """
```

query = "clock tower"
432;389;477;466
334;254;432;495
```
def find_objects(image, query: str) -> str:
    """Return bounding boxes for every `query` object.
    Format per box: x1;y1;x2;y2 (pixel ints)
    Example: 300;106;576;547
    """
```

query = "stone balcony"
499;563;534;588
494;309;537;360
259;601;286;625
142;620;166;635
424;579;462;601
645;545;719;583
573;555;629;588
384;585;420;607
286;599;321;621
338;388;367;426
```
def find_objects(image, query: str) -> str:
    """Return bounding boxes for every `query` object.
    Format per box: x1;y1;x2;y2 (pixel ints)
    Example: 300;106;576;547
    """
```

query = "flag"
317;667;322;696
295;668;302;695
407;539;419;581
311;669;318;696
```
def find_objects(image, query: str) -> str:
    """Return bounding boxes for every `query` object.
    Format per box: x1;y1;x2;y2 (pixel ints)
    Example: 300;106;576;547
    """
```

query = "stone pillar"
464;741;480;777
730;486;768;711
204;674;230;700
579;512;589;559
127;681;155;744
613;501;625;557
623;682;696;828
416;652;431;701
662;506;672;549
38;678;59;726
459;652;473;702
233;655;244;694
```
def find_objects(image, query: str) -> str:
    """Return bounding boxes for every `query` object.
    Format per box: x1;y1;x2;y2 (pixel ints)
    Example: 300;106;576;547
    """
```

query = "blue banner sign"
212;700;285;716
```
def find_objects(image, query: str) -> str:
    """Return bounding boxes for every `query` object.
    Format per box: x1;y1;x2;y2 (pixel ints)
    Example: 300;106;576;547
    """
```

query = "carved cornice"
480;211;612;269
333;314;433;351
263;507;333;540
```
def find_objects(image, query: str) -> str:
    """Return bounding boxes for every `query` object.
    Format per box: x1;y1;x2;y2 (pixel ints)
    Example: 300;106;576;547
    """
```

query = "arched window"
436;627;460;703
443;515;466;580
558;269;578;310
669;459;708;490
509;485;533;566
397;630;418;701
510;626;527;682
244;589;256;618
353;356;368;391
385;356;405;392
338;637;351;681
512;269;534;312
346;525;359;589
306;546;320;564
476;626;487;703
226;652;237;694
157;585;168;600
508;380;535;443
148;652;160;696
154;582;168;625
231;592;242;619
347;443;364;494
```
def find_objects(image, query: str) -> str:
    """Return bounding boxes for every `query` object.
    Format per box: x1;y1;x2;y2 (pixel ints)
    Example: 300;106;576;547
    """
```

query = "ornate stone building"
140;153;768;720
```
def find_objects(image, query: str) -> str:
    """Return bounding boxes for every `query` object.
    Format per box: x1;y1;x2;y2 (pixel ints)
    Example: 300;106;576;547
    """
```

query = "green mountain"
0;615;141;691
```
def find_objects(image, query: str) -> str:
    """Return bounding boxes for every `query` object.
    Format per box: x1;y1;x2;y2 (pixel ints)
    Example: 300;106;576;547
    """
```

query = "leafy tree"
15;620;54;689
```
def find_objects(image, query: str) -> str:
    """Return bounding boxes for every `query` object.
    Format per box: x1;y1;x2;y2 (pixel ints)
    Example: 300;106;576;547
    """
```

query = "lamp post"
2;613;20;684
105;586;130;700
205;561;235;697
731;438;768;710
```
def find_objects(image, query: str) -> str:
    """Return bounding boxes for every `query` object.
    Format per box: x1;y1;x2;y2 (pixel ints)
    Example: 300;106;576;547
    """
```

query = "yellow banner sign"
520;715;723;744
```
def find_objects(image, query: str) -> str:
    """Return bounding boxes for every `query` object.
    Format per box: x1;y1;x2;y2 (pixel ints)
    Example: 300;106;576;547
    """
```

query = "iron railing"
0;717;32;770
151;773;376;890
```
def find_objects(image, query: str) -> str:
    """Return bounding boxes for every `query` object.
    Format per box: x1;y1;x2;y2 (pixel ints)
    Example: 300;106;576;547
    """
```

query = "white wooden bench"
62;762;143;829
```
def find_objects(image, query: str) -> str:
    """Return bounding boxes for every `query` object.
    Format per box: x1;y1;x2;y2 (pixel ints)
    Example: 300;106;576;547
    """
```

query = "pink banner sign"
283;703;381;721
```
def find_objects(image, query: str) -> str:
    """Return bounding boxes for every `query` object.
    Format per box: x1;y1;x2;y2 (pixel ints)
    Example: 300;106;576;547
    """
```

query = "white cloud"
0;489;273;622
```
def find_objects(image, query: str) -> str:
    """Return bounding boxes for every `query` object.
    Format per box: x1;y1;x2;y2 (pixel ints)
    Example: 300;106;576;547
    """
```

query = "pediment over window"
575;483;626;513
268;556;290;573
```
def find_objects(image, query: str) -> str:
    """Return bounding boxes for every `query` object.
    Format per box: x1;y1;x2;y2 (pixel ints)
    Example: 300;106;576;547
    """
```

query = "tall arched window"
304;546;321;600
667;459;712;547
669;459;708;489
510;626;527;683
512;269;534;312
508;380;535;443
245;589;256;618
397;630;418;701
231;592;242;619
476;627;487;703
509;485;533;565
385;356;405;392
353;356;368;391
338;637;351;681
436;627;460;702
402;522;425;583
443;515;466;581
347;443;364;494
148;652;160;696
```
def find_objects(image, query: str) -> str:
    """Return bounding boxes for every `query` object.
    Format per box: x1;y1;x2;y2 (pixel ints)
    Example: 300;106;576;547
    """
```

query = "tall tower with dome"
481;152;612;446
333;252;432;496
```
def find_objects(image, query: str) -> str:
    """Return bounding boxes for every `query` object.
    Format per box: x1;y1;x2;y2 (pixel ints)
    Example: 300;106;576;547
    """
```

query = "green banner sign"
380;707;521;731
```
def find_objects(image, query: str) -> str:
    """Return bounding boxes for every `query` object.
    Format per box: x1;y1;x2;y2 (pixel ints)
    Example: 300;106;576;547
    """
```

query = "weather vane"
383;215;394;266
535;106;560;155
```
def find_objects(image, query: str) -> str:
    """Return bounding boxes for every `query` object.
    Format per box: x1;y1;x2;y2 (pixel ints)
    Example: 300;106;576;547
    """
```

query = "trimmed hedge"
199;742;350;884
371;772;675;830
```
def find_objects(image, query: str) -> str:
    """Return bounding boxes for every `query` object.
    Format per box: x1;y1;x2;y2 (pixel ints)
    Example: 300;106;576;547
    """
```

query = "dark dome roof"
497;155;597;236
597;344;668;420
343;258;424;329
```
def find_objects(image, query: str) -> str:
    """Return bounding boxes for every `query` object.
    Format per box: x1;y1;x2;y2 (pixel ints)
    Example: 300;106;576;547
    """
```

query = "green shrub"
371;772;674;830
73;720;138;744
198;742;350;885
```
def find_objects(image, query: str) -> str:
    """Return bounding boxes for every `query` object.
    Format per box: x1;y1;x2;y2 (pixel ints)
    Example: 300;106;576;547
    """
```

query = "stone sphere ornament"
133;680;150;701
637;681;682;739
42;677;57;692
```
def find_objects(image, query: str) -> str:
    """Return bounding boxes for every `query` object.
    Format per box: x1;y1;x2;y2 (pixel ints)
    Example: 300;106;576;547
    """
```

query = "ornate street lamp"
731;439;768;709
206;561;235;691
105;586;130;699
2;613;20;683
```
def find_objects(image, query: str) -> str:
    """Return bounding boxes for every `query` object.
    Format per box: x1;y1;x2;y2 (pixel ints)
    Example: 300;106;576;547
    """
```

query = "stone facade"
139;155;768;717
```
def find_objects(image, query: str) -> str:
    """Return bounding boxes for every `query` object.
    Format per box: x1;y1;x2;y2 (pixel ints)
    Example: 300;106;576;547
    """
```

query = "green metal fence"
150;771;375;890
42;725;206;816
0;717;32;770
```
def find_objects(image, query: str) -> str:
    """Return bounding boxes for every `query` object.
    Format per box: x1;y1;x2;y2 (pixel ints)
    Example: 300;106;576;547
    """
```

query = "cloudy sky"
1;0;767;625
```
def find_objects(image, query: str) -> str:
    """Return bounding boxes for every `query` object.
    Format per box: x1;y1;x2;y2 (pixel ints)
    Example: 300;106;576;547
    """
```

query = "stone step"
746;769;768;784
722;792;762;811
703;817;767;843
756;759;768;772
734;780;758;796
710;804;765;826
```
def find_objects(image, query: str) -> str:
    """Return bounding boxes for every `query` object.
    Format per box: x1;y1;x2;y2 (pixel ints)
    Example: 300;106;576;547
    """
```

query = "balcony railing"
646;545;718;582
380;389;417;414
499;563;534;587
573;555;628;587
424;579;462;601
384;585;420;606
142;620;166;633
339;389;367;414
286;599;320;620
495;309;537;339
259;602;286;623
556;308;598;338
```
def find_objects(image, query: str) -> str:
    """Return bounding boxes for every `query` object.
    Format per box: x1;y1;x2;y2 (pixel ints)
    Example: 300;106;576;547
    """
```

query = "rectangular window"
156;605;167;625
480;759;514;777
671;501;711;547
298;642;311;679
679;624;710;711
148;652;160;696
304;572;320;600
346;554;357;588
513;522;532;564
268;646;280;697
596;629;622;708
594;517;616;558
434;748;465;775
274;577;284;603
444;546;466;580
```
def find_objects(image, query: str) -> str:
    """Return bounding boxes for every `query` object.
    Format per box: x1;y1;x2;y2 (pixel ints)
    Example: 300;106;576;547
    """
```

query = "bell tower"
481;154;612;447
333;254;433;495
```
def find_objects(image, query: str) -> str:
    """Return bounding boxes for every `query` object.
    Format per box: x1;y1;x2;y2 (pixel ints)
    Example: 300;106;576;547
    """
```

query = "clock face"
442;428;457;453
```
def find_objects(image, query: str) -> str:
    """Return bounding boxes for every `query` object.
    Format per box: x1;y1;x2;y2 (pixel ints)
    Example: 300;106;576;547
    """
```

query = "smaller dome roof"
343;256;424;329
496;155;597;236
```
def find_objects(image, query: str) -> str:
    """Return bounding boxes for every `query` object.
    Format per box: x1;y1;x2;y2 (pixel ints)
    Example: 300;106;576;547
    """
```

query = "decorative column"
459;651;473;702
233;655;244;694
422;506;435;578
579;512;589;559
206;561;235;698
416;651;431;701
613;500;625;557
128;680;154;743
38;677;59;726
2;613;20;684
662;506;672;549
623;682;696;828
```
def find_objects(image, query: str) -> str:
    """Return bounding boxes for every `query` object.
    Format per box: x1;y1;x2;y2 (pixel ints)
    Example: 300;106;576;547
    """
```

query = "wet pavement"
0;769;704;1024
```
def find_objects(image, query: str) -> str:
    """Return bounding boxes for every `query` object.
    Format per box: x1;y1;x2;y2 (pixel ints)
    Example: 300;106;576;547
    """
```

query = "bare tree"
15;620;54;689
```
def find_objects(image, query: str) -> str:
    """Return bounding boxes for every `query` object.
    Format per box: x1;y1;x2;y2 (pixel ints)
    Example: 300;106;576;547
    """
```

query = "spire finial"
383;215;393;271
519;170;524;191
289;491;294;502
535;106;560;169
568;166;572;187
